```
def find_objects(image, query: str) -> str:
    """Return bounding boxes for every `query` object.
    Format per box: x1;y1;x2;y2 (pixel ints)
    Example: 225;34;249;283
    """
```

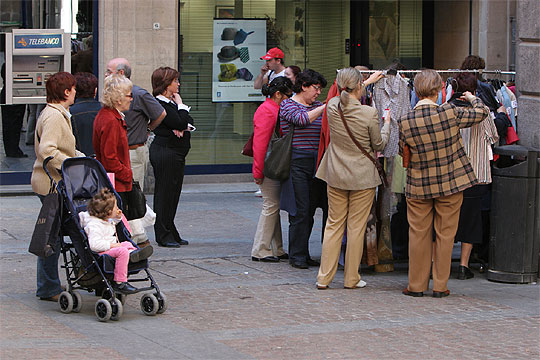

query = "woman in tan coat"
316;68;390;289
31;72;84;301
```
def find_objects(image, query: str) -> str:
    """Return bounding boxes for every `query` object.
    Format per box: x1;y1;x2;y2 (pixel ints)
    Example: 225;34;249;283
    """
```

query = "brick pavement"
1;191;539;359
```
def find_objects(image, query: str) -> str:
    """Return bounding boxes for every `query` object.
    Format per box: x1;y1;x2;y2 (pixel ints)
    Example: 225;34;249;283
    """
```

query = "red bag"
241;133;254;157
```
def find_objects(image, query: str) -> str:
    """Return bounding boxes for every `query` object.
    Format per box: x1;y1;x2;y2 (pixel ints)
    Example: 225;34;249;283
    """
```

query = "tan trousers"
251;178;286;258
406;192;463;292
317;186;375;288
128;145;149;244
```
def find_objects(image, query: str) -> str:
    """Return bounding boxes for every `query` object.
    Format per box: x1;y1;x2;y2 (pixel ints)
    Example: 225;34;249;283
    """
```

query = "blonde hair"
102;74;132;108
337;67;362;93
414;69;443;99
337;67;364;105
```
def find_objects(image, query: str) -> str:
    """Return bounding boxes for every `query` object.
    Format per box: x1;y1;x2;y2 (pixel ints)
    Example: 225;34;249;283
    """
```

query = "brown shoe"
138;240;151;248
40;293;60;302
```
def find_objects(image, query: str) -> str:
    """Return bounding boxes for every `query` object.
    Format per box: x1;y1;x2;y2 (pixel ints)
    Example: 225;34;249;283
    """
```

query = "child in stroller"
79;188;153;294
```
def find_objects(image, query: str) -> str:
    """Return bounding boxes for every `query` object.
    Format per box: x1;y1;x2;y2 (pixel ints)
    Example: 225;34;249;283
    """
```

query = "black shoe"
130;245;154;263
157;241;181;248
251;256;279;262
307;258;320;267
277;253;289;260
456;265;474;280
113;282;138;294
177;239;189;245
402;288;424;297
433;290;450;298
290;261;309;269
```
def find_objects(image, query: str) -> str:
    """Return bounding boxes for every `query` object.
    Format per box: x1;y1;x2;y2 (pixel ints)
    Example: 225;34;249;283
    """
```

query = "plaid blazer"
399;98;489;199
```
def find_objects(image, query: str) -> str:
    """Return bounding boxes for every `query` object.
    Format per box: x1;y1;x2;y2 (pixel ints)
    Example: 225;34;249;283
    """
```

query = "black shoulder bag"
263;112;294;181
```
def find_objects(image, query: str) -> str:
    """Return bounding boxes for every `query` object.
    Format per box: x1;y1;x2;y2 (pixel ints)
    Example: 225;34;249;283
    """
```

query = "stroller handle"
43;156;58;191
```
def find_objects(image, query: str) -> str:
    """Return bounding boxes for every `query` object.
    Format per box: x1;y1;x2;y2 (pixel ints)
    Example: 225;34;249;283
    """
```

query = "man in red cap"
254;47;286;89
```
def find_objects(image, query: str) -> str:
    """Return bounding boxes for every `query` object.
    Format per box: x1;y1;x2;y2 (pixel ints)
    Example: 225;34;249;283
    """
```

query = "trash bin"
488;145;540;283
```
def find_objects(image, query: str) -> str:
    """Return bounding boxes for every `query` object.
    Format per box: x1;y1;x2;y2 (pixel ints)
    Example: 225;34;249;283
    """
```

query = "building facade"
1;0;538;181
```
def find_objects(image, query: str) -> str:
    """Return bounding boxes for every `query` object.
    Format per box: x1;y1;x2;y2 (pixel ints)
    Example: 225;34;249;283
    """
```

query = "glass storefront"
179;0;350;169
1;0;425;180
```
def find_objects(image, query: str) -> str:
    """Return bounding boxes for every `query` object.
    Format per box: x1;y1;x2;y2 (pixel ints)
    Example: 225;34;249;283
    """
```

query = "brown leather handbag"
402;144;411;168
337;104;389;187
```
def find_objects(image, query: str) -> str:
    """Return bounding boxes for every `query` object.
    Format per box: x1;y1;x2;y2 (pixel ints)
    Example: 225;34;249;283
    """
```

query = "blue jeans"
288;156;328;264
36;194;62;298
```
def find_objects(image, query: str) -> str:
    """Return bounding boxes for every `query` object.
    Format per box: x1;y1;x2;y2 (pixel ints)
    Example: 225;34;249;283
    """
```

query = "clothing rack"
354;69;516;76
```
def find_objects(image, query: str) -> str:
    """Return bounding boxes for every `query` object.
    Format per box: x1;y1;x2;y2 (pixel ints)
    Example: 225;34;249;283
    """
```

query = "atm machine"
5;29;71;104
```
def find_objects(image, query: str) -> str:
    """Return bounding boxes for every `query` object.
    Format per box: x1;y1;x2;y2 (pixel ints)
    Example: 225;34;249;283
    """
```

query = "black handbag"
263;114;294;181
120;180;146;220
29;191;61;257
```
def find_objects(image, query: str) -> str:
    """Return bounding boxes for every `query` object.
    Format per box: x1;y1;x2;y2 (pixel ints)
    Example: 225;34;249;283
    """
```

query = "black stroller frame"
43;156;167;321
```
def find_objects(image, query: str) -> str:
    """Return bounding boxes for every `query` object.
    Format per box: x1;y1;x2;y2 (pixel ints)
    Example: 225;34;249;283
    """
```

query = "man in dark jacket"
70;72;102;156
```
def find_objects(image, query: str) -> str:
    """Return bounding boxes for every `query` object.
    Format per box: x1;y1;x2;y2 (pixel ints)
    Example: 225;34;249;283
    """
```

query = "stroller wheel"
117;293;127;306
72;291;83;313
95;299;112;322
140;293;158;316
156;292;168;314
59;291;74;314
110;298;123;321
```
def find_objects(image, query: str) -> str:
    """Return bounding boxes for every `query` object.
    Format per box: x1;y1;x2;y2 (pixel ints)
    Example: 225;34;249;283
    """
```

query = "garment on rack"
445;82;453;103
372;74;410;157
450;95;499;184
476;80;500;112
497;85;517;130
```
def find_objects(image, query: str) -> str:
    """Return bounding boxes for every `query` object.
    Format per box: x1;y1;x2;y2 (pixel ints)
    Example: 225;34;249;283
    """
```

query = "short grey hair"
116;61;132;79
102;74;132;108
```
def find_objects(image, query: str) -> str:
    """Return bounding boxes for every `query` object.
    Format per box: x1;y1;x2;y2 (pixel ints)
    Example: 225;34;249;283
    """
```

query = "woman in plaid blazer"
398;69;489;298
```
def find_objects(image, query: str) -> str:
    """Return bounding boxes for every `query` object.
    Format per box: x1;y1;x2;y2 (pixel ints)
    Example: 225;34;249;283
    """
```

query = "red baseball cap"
260;47;284;60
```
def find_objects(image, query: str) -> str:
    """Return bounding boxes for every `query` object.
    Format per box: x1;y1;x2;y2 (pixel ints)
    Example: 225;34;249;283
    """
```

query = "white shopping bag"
141;204;156;228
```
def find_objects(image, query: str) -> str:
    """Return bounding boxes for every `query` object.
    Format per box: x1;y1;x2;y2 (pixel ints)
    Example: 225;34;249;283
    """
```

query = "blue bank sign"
14;34;63;49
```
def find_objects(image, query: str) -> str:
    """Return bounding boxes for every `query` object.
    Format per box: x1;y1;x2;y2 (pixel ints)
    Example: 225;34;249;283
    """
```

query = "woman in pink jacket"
251;77;293;262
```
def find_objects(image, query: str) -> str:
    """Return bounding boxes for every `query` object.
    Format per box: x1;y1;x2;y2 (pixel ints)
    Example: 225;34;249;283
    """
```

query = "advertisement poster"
212;19;266;102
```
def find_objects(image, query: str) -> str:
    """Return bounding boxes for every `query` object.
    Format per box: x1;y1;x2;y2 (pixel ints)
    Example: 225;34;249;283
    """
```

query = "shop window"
179;0;349;167
368;0;422;70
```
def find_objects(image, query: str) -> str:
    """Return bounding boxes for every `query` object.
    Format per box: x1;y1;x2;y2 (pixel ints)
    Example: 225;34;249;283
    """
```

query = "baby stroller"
43;156;167;322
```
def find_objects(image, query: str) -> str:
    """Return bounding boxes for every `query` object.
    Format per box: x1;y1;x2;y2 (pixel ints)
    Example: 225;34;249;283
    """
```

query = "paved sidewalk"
1;188;538;359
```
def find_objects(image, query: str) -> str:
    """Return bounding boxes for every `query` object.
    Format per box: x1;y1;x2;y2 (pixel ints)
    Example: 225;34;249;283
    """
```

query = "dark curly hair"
87;188;116;220
460;55;485;70
293;69;327;94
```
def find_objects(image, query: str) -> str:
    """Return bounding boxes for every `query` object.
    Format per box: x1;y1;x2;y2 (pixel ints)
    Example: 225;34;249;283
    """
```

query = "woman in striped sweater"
279;69;327;269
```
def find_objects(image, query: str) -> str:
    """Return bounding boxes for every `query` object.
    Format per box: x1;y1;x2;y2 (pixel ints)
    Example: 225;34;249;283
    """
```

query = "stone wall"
516;0;540;149
98;0;178;92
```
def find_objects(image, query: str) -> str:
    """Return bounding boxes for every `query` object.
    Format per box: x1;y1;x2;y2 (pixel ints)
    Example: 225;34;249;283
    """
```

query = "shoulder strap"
337;103;388;187
275;110;294;137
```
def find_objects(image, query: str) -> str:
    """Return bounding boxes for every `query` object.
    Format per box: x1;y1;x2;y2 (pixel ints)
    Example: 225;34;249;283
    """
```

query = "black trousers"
288;156;328;263
149;142;187;244
1;104;26;156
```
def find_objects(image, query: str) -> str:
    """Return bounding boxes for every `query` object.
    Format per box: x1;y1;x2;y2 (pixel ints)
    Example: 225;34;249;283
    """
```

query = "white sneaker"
345;279;367;289
254;189;262;197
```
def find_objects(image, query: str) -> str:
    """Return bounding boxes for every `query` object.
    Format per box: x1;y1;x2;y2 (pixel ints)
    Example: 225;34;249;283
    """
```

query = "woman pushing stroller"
79;188;153;294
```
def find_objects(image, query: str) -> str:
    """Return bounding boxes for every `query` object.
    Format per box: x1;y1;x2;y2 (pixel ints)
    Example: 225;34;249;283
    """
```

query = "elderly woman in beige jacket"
315;68;390;289
31;72;84;301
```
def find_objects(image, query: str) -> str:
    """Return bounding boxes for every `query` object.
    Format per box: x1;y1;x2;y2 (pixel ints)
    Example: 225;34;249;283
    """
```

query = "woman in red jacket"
251;77;293;262
93;74;133;200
